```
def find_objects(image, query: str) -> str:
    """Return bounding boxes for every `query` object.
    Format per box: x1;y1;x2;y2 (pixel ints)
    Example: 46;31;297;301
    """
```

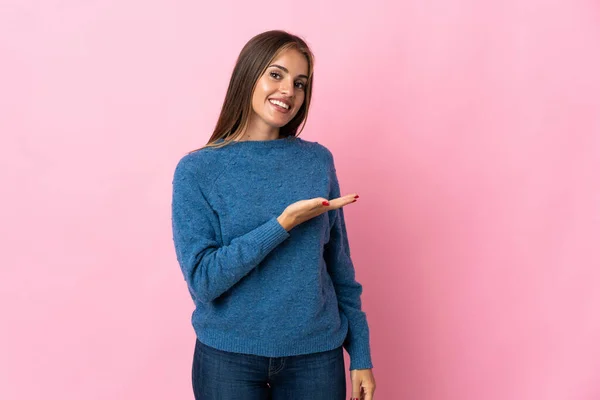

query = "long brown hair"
189;30;315;152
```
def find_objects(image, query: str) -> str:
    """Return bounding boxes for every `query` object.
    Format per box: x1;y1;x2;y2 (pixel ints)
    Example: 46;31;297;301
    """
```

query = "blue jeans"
192;338;346;399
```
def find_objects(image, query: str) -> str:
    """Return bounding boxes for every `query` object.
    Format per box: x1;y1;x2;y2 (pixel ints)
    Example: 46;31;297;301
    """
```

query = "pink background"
2;0;599;399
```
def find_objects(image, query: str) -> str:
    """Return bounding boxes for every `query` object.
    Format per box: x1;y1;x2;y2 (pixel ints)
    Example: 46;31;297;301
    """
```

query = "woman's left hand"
350;368;376;399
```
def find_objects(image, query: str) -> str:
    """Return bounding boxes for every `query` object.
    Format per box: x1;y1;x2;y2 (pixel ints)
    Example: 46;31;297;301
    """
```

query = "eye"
269;71;281;79
295;81;306;90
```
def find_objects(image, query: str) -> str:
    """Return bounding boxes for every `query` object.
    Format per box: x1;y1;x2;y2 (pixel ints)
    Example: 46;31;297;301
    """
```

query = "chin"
267;118;291;129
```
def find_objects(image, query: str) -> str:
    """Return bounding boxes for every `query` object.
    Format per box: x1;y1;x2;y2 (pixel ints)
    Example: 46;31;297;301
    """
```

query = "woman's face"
249;48;309;132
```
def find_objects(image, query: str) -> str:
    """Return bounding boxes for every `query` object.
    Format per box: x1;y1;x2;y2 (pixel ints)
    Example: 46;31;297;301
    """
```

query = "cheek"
251;87;266;109
298;91;306;103
257;78;275;96
253;81;274;106
294;93;306;110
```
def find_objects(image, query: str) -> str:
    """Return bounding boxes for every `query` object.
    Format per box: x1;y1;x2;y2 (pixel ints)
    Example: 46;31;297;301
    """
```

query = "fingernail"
354;195;359;198
352;199;357;203
322;201;330;206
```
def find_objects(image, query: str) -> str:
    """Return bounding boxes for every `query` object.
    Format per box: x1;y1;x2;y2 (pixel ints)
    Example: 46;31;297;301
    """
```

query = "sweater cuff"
347;342;374;371
253;216;291;254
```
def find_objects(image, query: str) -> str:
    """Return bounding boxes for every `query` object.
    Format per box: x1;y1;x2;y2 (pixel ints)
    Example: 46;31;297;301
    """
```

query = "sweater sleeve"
171;157;291;304
323;154;374;371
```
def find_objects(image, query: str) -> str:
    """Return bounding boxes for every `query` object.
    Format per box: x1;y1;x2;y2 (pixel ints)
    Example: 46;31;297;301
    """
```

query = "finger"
340;193;358;201
329;193;359;208
364;387;374;400
314;198;330;208
351;377;362;400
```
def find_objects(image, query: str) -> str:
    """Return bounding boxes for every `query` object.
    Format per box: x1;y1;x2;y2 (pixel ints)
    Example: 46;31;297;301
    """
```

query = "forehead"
269;48;309;75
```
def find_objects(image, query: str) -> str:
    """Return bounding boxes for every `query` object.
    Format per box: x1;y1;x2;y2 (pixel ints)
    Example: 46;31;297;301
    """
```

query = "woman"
171;30;376;400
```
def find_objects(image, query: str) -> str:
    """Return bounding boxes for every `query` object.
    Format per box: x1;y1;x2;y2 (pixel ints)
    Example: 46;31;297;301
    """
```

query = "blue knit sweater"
171;136;373;370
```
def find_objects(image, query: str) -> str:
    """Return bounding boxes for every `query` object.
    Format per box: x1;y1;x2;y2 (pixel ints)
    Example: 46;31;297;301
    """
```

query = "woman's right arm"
171;159;291;304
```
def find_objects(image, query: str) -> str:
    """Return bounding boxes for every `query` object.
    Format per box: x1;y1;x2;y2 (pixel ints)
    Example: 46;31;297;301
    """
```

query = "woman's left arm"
323;149;374;372
324;151;376;398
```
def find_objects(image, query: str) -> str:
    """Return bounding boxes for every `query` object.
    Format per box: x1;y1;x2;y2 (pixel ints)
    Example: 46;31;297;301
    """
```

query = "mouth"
268;98;292;114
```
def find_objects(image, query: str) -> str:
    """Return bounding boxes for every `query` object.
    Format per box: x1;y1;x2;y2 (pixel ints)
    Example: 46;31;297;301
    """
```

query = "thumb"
351;375;362;400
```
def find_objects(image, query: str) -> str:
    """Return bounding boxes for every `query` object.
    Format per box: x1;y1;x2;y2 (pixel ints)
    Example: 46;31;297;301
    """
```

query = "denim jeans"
191;338;346;400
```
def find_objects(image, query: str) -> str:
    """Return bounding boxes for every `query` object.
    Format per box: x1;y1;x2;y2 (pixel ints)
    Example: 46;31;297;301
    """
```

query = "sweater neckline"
217;136;300;148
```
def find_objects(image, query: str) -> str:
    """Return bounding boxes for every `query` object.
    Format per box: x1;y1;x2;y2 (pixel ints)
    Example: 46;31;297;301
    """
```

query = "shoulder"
174;146;220;170
295;137;335;166
172;146;229;191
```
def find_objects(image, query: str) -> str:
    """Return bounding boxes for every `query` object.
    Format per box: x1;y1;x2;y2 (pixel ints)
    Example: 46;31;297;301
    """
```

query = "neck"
234;116;281;142
235;133;281;142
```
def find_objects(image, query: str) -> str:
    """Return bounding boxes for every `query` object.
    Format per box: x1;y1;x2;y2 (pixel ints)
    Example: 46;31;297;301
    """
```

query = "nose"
279;78;294;96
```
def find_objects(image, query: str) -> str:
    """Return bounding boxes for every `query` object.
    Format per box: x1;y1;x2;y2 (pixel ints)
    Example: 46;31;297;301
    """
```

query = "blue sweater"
171;136;373;370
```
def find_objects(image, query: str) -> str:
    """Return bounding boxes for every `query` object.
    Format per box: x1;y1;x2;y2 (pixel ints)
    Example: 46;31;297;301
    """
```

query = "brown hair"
189;30;315;152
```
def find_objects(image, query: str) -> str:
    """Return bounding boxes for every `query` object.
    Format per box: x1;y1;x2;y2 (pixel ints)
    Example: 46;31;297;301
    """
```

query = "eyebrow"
268;64;309;80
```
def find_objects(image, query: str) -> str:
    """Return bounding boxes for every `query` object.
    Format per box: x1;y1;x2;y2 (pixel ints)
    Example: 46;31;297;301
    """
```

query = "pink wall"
2;0;599;399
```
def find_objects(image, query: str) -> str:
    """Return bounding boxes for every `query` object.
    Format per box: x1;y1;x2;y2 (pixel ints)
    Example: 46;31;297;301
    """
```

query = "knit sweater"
170;136;373;370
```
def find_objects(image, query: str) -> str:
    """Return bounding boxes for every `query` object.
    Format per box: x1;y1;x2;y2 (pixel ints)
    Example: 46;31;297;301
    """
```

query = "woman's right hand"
277;193;359;231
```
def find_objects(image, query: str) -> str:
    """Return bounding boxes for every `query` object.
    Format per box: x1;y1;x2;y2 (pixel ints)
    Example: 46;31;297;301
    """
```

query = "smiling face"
247;48;309;137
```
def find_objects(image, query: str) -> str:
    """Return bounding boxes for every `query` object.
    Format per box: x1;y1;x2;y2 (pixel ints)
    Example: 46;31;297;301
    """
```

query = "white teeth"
269;99;290;109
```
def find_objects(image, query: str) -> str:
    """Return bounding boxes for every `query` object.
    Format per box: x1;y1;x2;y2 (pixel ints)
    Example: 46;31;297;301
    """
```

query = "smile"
269;99;291;113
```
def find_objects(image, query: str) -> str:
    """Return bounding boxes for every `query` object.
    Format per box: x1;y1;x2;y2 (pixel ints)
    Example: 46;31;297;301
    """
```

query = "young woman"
171;30;376;400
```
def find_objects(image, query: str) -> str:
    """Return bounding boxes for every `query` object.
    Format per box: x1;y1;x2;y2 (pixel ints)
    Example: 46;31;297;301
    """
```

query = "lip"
268;97;293;110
